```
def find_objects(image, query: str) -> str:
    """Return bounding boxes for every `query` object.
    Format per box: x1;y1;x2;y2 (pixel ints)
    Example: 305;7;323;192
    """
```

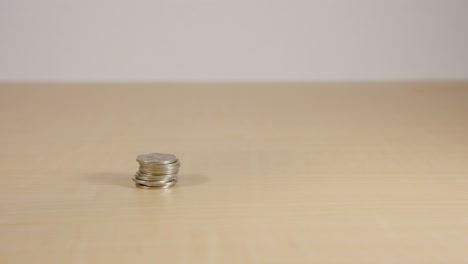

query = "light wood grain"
0;83;467;263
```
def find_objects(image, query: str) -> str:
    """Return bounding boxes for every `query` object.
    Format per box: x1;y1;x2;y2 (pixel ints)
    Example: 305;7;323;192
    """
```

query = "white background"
1;0;467;82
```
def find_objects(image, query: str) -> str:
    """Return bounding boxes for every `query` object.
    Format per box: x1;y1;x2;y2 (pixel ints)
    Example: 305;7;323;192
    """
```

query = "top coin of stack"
133;153;181;189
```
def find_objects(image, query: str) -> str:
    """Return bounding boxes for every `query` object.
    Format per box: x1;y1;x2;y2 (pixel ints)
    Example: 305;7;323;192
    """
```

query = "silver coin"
138;168;180;175
135;174;177;182
140;166;180;173
135;172;177;181
140;160;180;168
134;152;180;189
136;153;178;165
133;177;178;187
134;178;178;189
135;181;176;189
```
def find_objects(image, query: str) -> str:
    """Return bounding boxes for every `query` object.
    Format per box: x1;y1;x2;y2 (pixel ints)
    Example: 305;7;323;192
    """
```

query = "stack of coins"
133;153;181;189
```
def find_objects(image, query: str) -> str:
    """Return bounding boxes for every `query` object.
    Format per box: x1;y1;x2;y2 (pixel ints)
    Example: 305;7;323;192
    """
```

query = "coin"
133;177;173;187
135;179;177;189
135;172;177;181
136;153;178;165
138;167;180;175
135;181;177;189
133;153;181;189
142;160;180;168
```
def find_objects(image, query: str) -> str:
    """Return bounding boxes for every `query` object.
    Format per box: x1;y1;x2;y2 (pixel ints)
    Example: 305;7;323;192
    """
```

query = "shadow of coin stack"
133;153;181;189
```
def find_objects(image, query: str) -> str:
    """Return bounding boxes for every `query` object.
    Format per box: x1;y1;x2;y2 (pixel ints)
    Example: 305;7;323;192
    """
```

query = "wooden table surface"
0;83;467;263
